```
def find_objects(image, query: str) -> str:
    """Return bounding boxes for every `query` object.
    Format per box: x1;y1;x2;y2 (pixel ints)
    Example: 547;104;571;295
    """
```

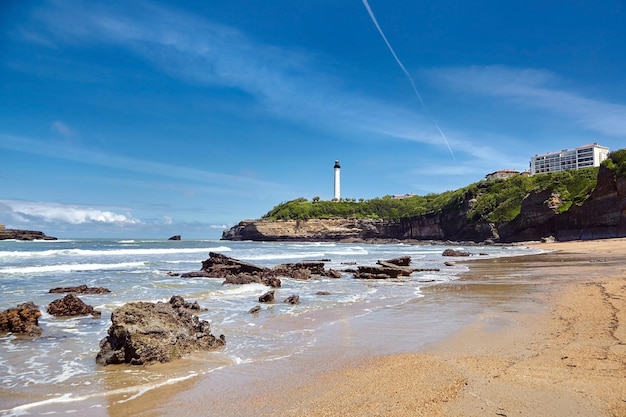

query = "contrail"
361;0;456;161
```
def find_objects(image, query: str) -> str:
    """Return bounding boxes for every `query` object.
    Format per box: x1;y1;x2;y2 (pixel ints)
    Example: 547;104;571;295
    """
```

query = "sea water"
0;238;539;415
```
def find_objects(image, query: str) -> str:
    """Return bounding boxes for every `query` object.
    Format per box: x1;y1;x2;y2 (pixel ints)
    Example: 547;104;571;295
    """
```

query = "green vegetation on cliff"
603;149;626;178
263;166;601;223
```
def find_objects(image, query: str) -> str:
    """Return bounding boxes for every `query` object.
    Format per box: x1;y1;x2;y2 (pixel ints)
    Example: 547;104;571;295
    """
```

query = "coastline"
132;238;626;417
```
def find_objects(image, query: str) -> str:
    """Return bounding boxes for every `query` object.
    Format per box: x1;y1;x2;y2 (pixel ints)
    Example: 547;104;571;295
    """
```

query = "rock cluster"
181;252;341;285
96;296;225;366
0;302;42;336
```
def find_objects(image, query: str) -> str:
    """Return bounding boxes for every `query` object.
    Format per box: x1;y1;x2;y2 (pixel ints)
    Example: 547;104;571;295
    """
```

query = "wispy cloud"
0;133;281;196
50;120;73;137
20;0;458;154
0;199;139;225
428;65;626;137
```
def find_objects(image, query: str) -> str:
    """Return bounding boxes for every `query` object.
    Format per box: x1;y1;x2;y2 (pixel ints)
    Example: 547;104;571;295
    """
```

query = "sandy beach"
238;238;626;417
108;238;626;417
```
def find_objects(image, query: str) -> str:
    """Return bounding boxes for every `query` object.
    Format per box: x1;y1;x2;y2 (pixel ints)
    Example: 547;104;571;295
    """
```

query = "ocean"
0;238;540;416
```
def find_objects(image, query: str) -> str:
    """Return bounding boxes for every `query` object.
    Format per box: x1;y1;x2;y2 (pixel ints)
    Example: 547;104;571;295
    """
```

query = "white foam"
0;261;147;274
239;251;326;261
0;246;230;259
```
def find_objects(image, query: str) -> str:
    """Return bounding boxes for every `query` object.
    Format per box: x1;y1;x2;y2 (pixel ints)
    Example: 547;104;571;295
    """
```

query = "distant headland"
223;148;626;243
0;225;57;241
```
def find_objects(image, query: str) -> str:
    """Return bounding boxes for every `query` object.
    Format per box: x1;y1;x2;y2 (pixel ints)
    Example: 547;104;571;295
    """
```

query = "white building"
529;143;609;175
333;160;341;201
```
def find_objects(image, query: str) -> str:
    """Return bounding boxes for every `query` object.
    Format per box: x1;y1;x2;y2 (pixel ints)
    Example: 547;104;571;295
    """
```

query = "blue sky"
1;0;625;238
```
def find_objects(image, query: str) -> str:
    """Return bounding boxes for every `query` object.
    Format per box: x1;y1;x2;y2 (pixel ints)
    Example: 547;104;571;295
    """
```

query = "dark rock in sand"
442;249;471;257
47;294;101;317
259;290;275;303
283;295;300;304
49;284;111;294
0;302;42;336
96;296;224;366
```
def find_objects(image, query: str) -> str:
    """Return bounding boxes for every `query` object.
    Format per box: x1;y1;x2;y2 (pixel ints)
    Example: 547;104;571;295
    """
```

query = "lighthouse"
333;160;341;201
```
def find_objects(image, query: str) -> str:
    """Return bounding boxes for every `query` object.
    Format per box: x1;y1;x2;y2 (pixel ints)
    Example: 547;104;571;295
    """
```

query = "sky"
1;0;625;239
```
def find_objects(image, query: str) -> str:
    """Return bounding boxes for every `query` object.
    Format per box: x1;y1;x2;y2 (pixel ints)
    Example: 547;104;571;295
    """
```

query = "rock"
273;262;325;278
168;295;203;311
377;260;413;275
49;284;110;294
166;271;180;277
382;256;412;267
444;261;455;267
266;277;282;288
283;295;300;304
442;249;471;257
180;271;211;278
168;235;181;240
326;269;342;279
354;266;402;279
248;306;261;314
259;291;275;303
0;302;42;336
96;296;224;366
223;273;263;285
47;294;101;317
354;256;416;279
202;252;267;276
316;291;331;296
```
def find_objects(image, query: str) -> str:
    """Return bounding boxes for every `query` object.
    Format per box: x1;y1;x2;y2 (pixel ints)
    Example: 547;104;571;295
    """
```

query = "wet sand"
111;238;626;417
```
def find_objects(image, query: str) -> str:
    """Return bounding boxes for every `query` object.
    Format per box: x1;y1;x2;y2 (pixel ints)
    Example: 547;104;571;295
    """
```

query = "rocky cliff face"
222;165;626;243
221;218;394;242
0;229;57;241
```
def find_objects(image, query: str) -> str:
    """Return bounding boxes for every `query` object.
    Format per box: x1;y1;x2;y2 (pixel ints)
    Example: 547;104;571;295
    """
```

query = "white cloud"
50;120;73;137
0;200;140;225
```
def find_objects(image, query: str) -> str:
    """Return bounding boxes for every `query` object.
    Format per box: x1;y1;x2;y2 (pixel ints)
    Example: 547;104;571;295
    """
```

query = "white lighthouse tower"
333;160;341;201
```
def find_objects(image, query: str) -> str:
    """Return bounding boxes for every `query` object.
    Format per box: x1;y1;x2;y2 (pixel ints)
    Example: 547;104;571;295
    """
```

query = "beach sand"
111;238;626;417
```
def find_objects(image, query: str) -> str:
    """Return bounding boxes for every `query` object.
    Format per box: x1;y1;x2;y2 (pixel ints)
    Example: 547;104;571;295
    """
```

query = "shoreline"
136;238;626;417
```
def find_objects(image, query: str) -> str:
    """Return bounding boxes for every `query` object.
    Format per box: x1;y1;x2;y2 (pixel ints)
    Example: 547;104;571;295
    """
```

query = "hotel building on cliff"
529;143;609;175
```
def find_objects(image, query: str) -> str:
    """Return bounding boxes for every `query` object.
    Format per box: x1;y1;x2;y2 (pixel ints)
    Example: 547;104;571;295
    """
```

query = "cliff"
222;164;626;243
0;228;57;241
